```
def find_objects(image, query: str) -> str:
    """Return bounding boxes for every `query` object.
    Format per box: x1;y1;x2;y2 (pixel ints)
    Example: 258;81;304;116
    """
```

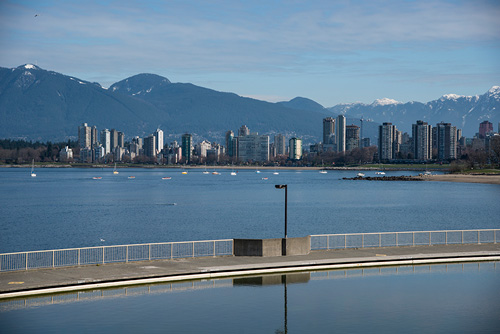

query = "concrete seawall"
1;243;499;300
234;236;310;257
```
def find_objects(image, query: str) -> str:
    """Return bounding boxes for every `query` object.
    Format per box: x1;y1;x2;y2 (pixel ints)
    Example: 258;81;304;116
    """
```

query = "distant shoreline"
0;164;447;171
421;174;500;185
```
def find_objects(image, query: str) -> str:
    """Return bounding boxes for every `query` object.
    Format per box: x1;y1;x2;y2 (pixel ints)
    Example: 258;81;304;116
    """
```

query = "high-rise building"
225;131;234;157
479;121;493;139
59;146;73;161
237;133;269;162
110;129;119;150
378;122;394;161
289;137;302;160
78;123;91;148
393;129;402;157
231;137;238;158
412;120;432;160
143;134;156;157
436;122;457;160
346;125;360;151
118;131;125;148
91;126;98;149
238;125;250;137
154;129;164;154
196;140;211;158
336;115;346;153
100;129;111;154
181;133;192;163
274;134;287;156
323;117;335;145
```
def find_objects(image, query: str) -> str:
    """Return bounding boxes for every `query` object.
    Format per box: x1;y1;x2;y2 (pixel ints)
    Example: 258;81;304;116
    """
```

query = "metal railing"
0;239;233;272
311;229;499;250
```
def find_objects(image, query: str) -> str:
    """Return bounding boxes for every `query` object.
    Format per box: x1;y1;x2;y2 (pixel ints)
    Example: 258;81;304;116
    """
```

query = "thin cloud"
0;0;498;104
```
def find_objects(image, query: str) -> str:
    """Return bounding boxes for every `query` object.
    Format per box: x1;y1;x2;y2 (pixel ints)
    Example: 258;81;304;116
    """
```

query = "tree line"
0;139;77;163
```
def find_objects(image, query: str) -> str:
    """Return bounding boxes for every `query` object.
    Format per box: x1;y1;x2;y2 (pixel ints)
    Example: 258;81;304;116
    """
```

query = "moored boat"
30;159;36;177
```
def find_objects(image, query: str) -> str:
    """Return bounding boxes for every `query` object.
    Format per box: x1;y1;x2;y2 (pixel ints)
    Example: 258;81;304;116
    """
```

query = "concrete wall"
285;236;311;256
234;236;310;257
234;238;282;257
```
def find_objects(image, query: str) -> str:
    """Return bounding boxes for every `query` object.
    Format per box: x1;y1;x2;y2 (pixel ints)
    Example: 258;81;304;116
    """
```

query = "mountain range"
329;87;500;137
0;64;498;145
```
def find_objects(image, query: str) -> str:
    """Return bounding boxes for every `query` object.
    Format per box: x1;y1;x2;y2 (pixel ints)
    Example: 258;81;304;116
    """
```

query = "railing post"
413;232;415;246
192;242;195;258
478;230;480;244
213;240;216;257
379;234;381;247
78;248;80;266
126;245;129;263
327;235;329;250
53;250;55;268
495;230;497;244
26;252;28;270
462;231;464;244
362;234;364;248
396;233;398;247
445;231;448;245
102;246;105;264
149;244;151;261
429;232;431;245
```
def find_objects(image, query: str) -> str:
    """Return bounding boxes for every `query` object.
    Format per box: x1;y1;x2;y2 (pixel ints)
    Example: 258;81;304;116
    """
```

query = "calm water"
0;168;499;253
1;262;498;333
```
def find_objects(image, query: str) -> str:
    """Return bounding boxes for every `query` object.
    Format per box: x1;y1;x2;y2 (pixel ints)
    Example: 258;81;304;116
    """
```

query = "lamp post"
275;184;287;255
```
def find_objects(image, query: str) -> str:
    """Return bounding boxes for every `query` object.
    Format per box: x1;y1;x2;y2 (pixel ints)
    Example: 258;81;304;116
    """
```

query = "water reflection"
1;261;496;314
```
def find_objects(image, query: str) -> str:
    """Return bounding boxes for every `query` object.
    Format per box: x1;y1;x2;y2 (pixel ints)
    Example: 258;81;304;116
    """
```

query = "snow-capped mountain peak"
487;86;500;99
440;94;464;100
371;98;401;106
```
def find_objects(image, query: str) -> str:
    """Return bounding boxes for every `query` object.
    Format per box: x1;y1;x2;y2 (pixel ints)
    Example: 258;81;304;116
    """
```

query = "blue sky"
1;0;499;106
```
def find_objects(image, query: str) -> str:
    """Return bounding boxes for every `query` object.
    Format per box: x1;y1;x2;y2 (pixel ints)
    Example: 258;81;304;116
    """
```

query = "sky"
0;0;499;107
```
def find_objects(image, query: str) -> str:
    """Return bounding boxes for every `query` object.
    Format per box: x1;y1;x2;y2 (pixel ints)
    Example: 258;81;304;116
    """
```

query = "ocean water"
0;168;499;253
1;262;498;333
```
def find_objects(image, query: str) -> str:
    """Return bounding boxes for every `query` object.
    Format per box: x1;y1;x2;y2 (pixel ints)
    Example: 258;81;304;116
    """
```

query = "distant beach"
423;174;500;185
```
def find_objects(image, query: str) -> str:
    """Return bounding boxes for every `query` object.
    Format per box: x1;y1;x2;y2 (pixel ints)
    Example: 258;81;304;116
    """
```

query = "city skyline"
75;117;499;165
1;1;499;107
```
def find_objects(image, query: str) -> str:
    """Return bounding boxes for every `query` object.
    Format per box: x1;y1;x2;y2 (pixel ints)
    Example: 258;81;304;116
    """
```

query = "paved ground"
1;243;499;298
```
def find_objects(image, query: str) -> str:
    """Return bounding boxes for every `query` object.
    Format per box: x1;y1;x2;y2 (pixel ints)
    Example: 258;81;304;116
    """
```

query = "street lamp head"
275;184;287;189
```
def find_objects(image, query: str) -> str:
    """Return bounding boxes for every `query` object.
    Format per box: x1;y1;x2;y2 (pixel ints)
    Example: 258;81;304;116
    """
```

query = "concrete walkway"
1;243;499;299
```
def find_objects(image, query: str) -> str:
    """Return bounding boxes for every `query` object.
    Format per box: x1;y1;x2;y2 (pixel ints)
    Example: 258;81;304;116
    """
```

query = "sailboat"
113;163;119;175
30;159;36;177
319;160;327;174
202;165;209;174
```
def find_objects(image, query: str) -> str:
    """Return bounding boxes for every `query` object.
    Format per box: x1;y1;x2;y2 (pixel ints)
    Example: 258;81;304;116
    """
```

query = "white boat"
357;172;365;177
30;159;36;177
255;170;261;174
202;165;209;174
231;171;237;176
212;171;220;175
319;170;327;174
113;163;119;175
375;171;385;175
